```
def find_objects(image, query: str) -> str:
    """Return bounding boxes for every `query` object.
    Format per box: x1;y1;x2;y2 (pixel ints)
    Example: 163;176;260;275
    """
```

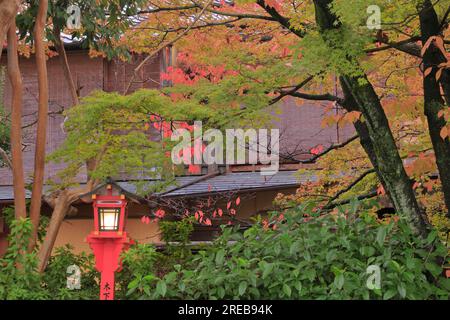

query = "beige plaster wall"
53;218;161;254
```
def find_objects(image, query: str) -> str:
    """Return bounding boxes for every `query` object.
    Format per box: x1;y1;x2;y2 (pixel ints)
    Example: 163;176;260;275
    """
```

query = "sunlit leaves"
46;89;186;191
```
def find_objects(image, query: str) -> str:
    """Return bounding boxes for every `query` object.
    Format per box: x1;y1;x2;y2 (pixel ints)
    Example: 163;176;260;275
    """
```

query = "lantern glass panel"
98;207;120;231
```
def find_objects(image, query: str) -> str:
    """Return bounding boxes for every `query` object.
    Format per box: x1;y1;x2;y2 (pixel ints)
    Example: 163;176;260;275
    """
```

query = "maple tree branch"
134;17;242;33
21;108;65;129
256;0;306;38
379;0;443;29
288;91;345;104
138;3;276;21
271;74;344;105
270;75;314;104
148;185;254;227
365;37;422;57
324;168;376;208
201;5;276;21
439;5;450;31
138;5;198;14
125;0;214;95
277;190;378;213
296;134;359;164
324;190;378;210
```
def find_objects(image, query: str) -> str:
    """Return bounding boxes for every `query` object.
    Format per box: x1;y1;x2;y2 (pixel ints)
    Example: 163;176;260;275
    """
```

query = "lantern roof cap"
79;177;149;205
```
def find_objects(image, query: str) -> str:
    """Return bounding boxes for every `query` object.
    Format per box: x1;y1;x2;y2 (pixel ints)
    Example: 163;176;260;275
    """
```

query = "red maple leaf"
310;144;324;155
377;185;386;196
155;209;165;219
265;0;282;11
188;164;201;174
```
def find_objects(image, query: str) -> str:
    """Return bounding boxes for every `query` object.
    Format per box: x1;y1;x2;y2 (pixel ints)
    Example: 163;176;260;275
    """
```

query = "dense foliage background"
0;0;449;301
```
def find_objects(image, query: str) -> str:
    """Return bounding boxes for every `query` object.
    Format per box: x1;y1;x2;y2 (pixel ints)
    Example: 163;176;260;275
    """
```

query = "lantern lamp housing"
92;194;127;234
98;207;120;231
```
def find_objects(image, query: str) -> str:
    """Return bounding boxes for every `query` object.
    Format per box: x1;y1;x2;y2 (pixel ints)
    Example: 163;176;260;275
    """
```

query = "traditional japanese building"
0;42;353;254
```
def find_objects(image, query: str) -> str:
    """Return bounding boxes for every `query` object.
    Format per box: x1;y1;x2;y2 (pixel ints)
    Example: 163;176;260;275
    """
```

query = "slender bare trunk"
36;25;87;266
53;26;79;106
28;0;49;251
35;26;81;267
0;0;19;61
7;22;27;220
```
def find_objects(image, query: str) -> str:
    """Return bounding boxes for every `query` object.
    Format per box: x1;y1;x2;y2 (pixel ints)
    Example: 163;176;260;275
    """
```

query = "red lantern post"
86;185;133;300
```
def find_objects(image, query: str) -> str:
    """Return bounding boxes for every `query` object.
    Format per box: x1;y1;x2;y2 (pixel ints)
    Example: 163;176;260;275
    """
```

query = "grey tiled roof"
116;176;201;195
0;186;32;201
159;171;314;197
114;171;315;197
0;171;316;201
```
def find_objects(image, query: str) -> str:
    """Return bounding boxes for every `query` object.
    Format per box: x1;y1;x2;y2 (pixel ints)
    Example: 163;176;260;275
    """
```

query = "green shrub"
0;215;98;300
42;245;99;300
127;201;450;300
159;218;194;263
120;218;195;299
3;201;448;300
117;244;162;299
0;218;48;300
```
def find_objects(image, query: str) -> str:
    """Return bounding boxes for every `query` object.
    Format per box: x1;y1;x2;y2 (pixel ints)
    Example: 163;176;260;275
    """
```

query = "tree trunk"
53;26;79;106
37;190;72;272
7;22;27;220
340;76;390;196
0;0;19;61
440;69;450;106
37;180;97;272
342;74;429;237
29;0;49;251
313;0;430;238
36;25;88;266
419;0;450;218
35;26;82;267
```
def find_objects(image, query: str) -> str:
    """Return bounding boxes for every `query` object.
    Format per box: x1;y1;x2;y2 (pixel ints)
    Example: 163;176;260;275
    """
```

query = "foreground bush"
0;219;47;299
127;202;450;300
0;219;99;300
1;202;449;300
42;245;98;300
0;217;194;300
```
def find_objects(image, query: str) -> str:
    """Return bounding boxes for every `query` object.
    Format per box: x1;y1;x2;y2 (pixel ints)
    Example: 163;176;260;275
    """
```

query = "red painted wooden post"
86;189;133;300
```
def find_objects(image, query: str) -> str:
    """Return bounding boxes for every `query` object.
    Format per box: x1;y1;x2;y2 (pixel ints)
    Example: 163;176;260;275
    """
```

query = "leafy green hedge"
0;218;99;300
1;201;449;300
126;202;450;300
0;219;46;299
